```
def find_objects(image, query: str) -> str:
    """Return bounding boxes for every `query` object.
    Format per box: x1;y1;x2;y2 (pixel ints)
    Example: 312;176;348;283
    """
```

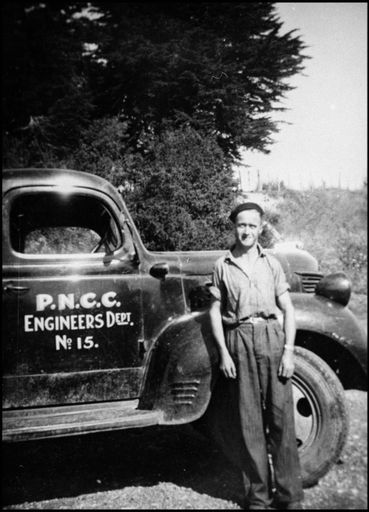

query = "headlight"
315;272;351;306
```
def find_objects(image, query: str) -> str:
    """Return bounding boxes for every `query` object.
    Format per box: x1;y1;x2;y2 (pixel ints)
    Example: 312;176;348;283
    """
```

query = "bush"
275;187;367;293
126;127;235;251
66;121;236;251
336;231;367;293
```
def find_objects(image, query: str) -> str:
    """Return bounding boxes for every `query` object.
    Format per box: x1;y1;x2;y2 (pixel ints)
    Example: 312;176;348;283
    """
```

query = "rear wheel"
292;347;349;487
193;346;349;488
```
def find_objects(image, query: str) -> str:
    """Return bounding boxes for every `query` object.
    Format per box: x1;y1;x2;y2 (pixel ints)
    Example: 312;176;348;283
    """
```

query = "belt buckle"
239;314;266;325
242;316;257;324
250;314;266;324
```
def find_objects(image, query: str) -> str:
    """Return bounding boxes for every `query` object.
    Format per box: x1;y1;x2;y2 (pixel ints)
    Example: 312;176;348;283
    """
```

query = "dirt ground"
2;389;367;510
3;294;367;510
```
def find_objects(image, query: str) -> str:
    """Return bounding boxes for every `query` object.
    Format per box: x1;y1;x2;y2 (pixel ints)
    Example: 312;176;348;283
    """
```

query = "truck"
2;168;367;487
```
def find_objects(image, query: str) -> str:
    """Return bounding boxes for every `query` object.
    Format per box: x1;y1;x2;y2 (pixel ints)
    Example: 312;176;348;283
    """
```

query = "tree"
2;2;308;250
2;1;93;155
128;126;235;250
2;2;308;161
87;2;308;158
67;120;235;250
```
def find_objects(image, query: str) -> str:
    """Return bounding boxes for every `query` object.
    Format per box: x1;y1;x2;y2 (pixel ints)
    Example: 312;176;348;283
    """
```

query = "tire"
292;346;349;488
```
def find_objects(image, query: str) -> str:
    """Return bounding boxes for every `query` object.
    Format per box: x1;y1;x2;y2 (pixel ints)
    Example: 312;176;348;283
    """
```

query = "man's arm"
276;290;296;379
209;298;236;379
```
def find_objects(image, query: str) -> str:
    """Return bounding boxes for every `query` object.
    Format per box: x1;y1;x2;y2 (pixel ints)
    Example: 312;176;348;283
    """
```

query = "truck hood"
150;246;319;282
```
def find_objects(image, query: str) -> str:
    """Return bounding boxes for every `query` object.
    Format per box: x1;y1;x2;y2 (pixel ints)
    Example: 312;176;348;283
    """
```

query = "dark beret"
229;202;264;223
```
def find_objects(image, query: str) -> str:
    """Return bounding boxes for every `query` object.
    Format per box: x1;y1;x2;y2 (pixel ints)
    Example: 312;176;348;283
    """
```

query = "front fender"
138;311;219;424
291;293;367;376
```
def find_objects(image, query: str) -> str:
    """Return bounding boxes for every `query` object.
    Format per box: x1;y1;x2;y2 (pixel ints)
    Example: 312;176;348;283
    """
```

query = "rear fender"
138;311;219;424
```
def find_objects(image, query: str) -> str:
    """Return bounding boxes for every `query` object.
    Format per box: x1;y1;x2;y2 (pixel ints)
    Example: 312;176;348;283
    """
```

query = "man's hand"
220;350;237;379
278;350;295;379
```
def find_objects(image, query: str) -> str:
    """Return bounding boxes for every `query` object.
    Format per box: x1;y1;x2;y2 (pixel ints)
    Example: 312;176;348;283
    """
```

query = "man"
208;202;304;510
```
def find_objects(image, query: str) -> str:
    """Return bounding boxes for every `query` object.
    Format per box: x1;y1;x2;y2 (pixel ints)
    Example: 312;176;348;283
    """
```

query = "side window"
10;192;122;255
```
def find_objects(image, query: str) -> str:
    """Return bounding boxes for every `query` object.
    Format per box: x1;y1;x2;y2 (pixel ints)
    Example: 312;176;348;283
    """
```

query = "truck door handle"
3;282;30;293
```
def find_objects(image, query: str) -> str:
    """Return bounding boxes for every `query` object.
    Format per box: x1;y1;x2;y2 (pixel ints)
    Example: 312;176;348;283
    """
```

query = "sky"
239;2;367;190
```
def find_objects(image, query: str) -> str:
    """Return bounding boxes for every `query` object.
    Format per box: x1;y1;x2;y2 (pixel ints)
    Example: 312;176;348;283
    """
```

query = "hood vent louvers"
295;272;323;293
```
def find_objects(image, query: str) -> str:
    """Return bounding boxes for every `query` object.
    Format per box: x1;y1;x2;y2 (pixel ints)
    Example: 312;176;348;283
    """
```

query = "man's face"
234;209;263;249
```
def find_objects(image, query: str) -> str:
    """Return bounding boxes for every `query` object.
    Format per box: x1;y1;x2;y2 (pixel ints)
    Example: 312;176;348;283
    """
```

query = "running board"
2;399;162;442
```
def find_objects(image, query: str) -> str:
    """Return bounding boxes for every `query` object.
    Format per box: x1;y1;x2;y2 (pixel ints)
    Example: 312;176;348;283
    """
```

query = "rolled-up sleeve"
209;259;224;301
271;258;290;297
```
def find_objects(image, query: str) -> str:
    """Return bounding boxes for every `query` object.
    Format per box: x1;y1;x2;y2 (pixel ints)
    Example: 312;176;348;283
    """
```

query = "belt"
241;317;268;324
223;313;276;326
239;314;273;324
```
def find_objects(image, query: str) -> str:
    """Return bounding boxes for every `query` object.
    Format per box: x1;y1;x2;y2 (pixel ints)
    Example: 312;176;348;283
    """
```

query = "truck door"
2;186;143;408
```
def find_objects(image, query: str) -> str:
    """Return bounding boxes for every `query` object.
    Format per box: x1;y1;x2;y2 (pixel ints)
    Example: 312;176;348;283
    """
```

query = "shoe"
245;503;276;510
274;501;303;510
248;507;275;510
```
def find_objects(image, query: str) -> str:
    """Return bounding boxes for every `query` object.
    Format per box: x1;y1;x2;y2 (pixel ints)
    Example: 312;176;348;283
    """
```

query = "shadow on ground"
2;424;244;507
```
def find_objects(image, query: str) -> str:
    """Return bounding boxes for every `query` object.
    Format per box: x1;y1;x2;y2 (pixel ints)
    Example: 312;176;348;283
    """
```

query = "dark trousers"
210;320;303;508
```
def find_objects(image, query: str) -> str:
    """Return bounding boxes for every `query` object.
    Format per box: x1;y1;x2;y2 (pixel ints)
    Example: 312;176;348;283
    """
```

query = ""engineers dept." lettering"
23;292;134;350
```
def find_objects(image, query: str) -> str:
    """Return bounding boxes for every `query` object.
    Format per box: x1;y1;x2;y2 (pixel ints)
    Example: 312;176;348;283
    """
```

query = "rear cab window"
9;191;122;257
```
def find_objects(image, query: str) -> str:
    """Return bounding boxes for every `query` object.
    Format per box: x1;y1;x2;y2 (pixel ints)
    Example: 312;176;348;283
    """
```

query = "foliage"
336;231;367;285
2;2;308;163
68;122;235;250
273;187;367;293
2;2;309;254
128;128;235;251
2;2;93;151
262;180;287;195
81;2;308;158
24;228;100;254
63;117;132;181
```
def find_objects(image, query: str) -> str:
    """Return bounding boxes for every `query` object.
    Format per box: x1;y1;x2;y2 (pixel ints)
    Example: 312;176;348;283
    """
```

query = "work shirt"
209;244;290;325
